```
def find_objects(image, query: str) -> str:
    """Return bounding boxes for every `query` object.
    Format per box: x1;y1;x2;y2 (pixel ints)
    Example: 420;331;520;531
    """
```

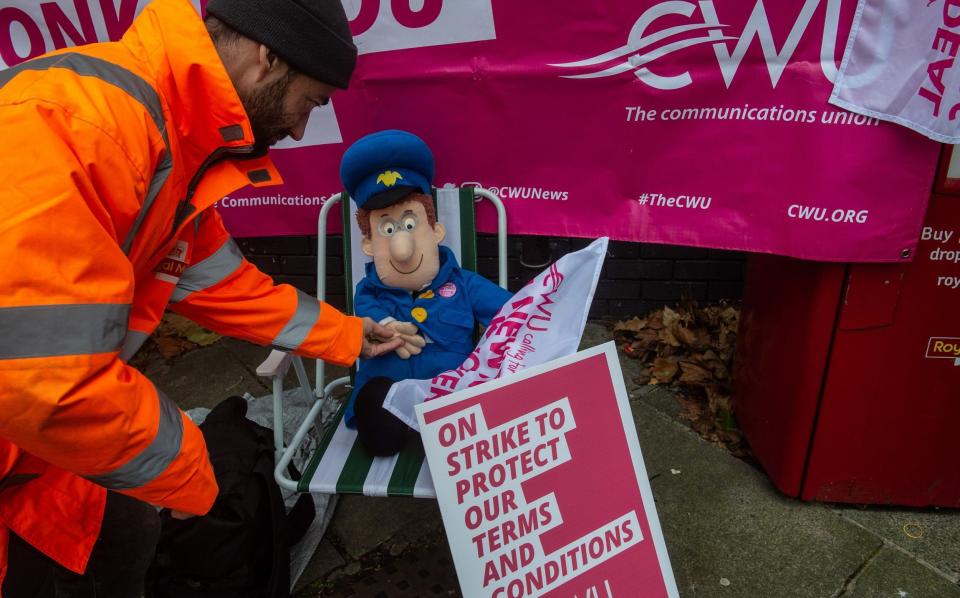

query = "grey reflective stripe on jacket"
170;238;245;303
272;290;321;350
0;52;173;255
0;304;129;359
119;330;151;362
85;387;183;490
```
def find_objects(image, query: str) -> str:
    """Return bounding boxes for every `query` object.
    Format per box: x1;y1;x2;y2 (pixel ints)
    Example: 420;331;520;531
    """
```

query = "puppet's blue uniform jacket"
346;246;511;427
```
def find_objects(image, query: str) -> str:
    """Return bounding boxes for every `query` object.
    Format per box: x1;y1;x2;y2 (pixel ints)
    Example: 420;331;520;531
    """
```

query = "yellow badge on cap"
419;290;435;300
411;307;428;323
376;170;403;187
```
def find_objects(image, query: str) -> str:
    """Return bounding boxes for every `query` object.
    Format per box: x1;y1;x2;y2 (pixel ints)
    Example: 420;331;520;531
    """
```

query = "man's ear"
253;44;283;83
433;222;446;245
361;236;374;257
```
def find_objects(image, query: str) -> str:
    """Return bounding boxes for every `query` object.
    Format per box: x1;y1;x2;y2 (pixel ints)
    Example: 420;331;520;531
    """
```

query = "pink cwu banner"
0;0;942;262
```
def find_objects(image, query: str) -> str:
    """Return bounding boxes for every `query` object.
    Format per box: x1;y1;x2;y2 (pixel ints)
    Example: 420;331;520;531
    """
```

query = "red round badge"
438;282;457;298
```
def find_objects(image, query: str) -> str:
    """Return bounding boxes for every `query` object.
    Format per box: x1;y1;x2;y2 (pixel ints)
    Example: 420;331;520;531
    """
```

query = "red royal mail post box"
732;150;960;507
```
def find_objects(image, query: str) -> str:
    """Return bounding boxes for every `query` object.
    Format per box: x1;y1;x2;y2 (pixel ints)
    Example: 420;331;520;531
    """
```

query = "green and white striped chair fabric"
294;185;501;497
297;395;435;497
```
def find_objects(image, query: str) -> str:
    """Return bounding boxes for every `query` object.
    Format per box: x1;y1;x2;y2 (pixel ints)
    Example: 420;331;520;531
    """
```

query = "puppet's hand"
386;321;426;359
386;321;419;336
395;332;426;359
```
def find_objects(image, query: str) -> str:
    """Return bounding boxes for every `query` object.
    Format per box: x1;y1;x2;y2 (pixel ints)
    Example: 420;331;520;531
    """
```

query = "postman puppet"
340;130;511;456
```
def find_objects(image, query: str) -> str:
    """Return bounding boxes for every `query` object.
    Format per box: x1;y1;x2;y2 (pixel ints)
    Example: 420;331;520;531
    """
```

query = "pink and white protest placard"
0;0;941;261
415;343;678;598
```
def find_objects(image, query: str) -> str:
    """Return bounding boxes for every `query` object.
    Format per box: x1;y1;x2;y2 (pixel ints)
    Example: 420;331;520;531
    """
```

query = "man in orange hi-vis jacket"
0;0;403;595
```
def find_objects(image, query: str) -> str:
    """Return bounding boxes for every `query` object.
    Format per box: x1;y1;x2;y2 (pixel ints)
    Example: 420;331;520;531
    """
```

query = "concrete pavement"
153;322;960;598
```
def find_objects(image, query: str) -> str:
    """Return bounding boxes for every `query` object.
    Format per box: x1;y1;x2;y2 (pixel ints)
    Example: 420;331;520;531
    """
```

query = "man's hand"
361;317;404;358
386;321;427;359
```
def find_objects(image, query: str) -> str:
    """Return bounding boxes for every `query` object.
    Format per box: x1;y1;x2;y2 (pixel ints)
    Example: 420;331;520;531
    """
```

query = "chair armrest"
256;349;293;378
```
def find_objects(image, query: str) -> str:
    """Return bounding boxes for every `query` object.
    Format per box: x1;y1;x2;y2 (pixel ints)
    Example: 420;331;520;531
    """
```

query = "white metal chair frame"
257;187;508;492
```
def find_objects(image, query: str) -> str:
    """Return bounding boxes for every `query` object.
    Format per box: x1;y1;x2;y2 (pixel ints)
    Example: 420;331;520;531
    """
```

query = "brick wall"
236;234;745;319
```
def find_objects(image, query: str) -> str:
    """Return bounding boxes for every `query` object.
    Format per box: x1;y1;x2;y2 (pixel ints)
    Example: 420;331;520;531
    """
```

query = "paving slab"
835;506;960;583
294;538;347;595
632;400;882;597
328;495;444;560
219;337;276;376
304;539;461;598
154;339;270;410
840;545;960;598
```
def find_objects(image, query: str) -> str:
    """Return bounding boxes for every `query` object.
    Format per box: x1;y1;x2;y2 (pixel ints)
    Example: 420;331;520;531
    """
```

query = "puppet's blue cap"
340;130;434;210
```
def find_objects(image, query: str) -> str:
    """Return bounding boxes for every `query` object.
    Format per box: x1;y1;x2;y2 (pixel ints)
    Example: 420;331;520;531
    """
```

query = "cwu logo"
549;0;890;90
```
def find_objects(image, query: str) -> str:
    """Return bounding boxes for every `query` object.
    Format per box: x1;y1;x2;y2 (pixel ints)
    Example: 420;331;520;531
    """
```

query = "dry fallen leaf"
646;312;665;330
154;336;190;360
662;306;680;328
676;395;704;422
650;357;679;384
679;361;712;385
164;314;221;347
660;327;681;348
720;306;739;321
148;313;222;361
674;325;698;346
705;386;733;415
613;316;648;333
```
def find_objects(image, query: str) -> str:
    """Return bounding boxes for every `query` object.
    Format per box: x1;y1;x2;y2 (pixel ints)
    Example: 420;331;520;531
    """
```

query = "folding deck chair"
257;185;507;499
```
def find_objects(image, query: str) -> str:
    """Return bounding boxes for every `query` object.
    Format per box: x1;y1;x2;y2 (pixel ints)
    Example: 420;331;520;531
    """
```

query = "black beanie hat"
205;0;358;89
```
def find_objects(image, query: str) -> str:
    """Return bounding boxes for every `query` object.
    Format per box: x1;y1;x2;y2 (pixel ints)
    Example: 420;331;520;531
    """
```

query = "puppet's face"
361;195;446;291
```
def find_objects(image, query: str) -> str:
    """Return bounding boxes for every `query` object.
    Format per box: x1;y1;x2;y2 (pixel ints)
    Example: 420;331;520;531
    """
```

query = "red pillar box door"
733;148;960;508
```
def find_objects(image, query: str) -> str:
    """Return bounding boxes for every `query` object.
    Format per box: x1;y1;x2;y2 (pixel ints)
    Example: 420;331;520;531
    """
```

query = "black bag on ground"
147;396;315;598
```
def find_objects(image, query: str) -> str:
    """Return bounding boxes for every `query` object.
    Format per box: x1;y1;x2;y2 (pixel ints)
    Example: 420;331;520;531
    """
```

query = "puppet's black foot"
355;376;411;456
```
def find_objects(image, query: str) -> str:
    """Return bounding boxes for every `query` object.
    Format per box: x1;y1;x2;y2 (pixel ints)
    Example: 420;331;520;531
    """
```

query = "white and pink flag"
831;0;960;143
384;237;608;431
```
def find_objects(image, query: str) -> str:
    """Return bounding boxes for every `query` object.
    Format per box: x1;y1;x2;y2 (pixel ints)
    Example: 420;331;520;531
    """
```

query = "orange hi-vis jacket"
0;0;362;585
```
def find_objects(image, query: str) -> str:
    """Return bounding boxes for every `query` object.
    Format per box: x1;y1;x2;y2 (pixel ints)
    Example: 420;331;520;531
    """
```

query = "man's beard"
241;71;295;152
